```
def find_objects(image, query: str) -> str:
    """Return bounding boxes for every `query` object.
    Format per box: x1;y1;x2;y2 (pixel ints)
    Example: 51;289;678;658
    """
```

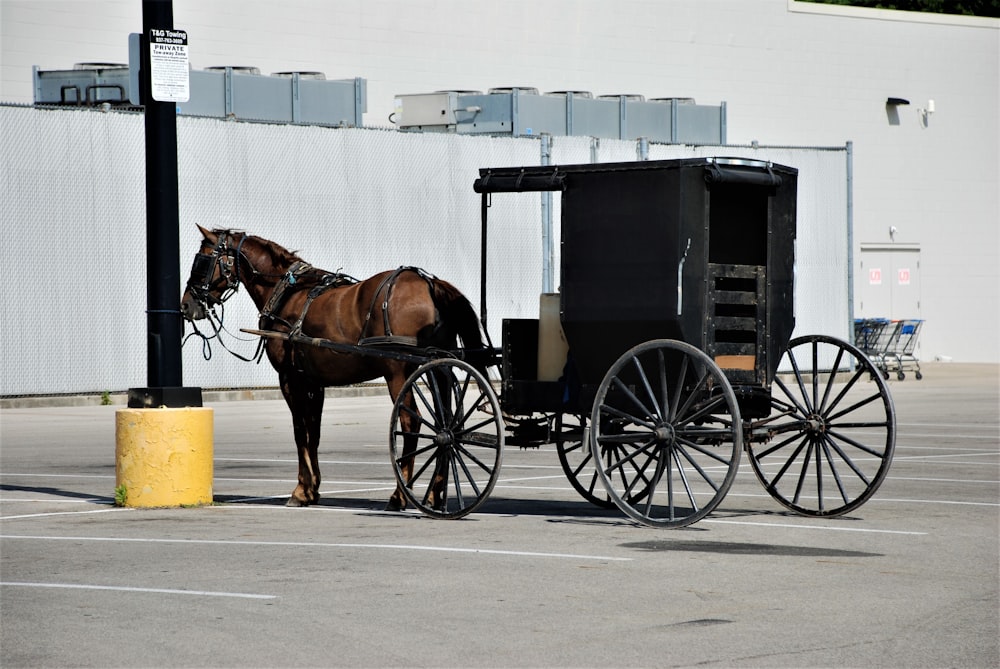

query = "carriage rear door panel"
702;165;797;398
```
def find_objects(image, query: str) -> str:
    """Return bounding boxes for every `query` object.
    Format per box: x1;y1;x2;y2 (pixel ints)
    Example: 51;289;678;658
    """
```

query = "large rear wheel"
748;335;896;517
590;340;743;528
389;358;504;519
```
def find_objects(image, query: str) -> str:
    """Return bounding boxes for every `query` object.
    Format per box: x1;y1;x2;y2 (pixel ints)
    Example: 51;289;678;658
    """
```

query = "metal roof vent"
545;90;593;98
434;89;483;95
205;66;261;75
73;62;127;70
489;87;539;95
273;71;326;80
598;93;645;102
652;97;696;104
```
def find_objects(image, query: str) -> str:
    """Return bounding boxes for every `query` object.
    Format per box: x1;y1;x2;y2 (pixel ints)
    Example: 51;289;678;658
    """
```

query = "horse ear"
196;224;217;243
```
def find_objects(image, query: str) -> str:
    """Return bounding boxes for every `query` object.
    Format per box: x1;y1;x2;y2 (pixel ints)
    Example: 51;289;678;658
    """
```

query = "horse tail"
430;279;486;363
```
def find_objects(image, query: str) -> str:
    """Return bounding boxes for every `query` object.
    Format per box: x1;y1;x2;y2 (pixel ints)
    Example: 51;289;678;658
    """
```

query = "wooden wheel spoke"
609;377;658;425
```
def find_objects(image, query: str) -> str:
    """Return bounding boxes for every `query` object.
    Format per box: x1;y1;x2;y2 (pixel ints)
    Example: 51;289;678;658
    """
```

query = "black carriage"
387;157;896;528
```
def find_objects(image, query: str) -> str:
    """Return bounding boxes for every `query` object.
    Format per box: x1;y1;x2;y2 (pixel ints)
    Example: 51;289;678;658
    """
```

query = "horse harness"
260;262;436;349
258;261;358;335
358;266;437;347
190;231;436;353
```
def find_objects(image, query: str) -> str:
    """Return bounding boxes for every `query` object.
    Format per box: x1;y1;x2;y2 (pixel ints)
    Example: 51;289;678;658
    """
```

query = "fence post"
540;133;554;293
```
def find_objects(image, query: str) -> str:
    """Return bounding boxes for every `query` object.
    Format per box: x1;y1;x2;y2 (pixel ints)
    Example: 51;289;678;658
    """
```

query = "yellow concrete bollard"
115;407;214;507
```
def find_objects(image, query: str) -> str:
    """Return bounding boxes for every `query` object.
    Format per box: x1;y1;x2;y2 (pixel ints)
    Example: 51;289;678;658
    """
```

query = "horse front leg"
281;374;325;507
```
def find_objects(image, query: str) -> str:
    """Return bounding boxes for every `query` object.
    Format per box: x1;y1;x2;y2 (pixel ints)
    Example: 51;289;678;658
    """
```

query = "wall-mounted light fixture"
919;99;935;126
885;97;910;126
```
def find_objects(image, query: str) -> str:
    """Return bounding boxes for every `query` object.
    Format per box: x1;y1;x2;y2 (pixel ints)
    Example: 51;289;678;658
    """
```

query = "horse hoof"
286;497;307;508
385;498;403;512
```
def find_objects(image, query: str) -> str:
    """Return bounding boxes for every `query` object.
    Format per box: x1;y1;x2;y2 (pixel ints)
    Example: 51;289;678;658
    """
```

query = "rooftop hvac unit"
394;87;726;143
597;93;646;101
33;63;132;106
33;64;367;127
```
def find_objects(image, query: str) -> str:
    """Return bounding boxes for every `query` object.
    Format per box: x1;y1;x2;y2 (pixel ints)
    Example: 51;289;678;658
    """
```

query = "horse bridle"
186;231;247;308
184;230;269;362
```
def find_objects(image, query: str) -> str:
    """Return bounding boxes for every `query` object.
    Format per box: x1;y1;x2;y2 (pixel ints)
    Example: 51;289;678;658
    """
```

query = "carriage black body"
465;156;894;527
481;158;797;419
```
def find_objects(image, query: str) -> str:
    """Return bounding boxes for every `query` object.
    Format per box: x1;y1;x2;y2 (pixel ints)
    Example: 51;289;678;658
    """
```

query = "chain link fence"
0;104;847;396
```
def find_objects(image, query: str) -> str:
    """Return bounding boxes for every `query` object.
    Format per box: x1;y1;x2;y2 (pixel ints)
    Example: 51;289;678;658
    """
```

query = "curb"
1;384;389;409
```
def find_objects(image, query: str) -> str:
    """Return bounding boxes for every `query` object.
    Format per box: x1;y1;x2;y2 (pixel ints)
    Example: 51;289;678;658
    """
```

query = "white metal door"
858;244;921;319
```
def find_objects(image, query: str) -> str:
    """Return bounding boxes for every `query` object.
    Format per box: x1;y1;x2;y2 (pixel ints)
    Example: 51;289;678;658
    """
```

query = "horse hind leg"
282;375;325;507
386;369;417;512
386;395;415;512
388;365;454;513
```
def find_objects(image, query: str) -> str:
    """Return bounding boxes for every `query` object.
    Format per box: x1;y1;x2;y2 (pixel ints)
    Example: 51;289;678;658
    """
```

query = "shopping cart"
882;319;924;380
854;318;924;380
854;318;891;359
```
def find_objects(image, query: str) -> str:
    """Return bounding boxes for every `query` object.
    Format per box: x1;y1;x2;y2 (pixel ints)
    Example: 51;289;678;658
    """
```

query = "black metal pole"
141;0;182;389
480;192;489;335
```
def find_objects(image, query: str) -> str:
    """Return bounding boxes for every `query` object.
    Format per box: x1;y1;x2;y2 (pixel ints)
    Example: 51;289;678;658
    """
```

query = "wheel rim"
590;340;742;528
749;335;896;517
389;359;503;519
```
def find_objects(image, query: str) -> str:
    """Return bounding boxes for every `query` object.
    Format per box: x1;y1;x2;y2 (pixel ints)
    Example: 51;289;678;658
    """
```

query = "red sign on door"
869;268;882;285
898;268;911;285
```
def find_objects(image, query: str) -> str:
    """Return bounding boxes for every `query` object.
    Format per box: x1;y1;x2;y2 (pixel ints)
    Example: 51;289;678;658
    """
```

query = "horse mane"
214;228;307;275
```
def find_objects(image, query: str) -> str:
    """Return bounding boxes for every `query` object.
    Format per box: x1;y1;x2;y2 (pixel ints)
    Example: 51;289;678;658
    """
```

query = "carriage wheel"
389;358;504;519
590;340;742;528
556;413;653;509
555;414;615;509
748;335;896;517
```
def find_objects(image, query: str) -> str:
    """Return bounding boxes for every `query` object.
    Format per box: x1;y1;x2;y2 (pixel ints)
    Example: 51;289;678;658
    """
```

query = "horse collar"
259;261;314;329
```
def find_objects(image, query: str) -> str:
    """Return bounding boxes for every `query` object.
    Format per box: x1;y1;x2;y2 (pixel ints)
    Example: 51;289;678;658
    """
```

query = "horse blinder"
186;236;238;307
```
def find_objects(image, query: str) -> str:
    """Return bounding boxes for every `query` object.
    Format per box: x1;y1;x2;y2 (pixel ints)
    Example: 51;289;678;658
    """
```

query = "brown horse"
180;226;484;509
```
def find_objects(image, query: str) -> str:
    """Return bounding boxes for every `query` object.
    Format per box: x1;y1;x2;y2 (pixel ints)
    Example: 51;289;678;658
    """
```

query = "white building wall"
2;0;997;363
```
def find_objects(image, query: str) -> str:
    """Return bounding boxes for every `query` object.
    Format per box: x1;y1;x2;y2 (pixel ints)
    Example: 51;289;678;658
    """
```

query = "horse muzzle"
179;293;208;321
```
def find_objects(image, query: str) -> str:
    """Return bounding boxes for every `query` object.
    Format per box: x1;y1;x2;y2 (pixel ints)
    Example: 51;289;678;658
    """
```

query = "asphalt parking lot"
2;362;998;668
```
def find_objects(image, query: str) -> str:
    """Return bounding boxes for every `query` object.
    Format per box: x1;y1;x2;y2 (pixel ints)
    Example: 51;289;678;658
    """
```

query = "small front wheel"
389;358;504;519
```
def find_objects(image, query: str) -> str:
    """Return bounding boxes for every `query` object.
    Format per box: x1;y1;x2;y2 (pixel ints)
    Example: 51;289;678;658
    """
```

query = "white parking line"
702;519;927;534
725;491;998;507
1;508;118;521
869;497;1000;507
889;476;999;484
0;472;111;479
1;498;110;504
0;581;276;600
0;534;633;562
